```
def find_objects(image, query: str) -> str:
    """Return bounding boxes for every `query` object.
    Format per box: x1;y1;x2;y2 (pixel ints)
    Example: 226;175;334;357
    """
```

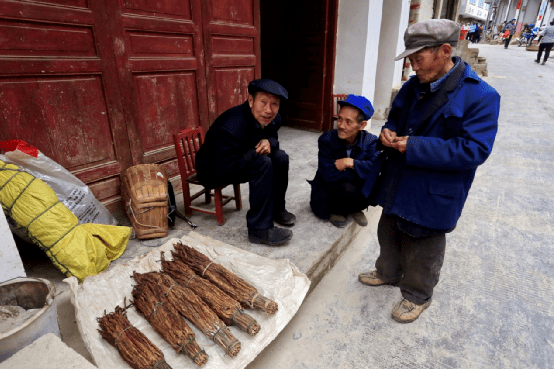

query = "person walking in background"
503;19;516;48
535;19;554;65
475;25;483;43
466;22;476;41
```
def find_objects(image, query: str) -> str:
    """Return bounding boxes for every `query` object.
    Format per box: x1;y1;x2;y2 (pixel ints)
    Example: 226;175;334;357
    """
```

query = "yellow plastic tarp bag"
0;160;131;282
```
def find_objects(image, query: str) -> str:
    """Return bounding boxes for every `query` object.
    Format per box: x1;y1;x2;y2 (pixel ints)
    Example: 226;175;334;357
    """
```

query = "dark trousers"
537;43;554;62
375;213;446;305
504;35;513;48
230;149;289;230
310;180;371;219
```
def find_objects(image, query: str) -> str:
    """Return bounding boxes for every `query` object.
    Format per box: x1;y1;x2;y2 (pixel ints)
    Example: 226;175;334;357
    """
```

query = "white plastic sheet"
66;232;310;369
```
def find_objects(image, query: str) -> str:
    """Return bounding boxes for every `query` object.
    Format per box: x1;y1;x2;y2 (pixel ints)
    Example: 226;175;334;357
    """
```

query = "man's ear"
248;94;254;108
359;120;368;131
441;44;453;58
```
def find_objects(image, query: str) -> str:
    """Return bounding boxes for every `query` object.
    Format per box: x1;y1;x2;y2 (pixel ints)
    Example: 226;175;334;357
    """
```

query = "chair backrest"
173;127;204;179
332;94;349;119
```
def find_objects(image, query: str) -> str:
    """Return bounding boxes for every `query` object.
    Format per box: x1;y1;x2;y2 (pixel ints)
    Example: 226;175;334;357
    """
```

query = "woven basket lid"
123;164;168;204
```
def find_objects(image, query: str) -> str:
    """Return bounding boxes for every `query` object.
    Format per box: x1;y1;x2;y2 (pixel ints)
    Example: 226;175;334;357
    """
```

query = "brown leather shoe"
330;214;347;228
392;298;432;323
358;270;399;286
350;211;368;226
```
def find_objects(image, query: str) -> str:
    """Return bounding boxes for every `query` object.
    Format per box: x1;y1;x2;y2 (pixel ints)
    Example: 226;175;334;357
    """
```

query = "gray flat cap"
395;19;460;61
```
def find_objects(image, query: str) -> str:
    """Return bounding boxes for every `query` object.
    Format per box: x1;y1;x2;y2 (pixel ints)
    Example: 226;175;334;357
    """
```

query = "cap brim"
394;45;426;61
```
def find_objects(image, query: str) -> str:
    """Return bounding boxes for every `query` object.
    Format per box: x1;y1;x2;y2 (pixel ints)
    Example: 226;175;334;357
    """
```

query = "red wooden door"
201;0;261;122
0;0;261;211
281;0;337;132
105;0;209;184
0;0;132;209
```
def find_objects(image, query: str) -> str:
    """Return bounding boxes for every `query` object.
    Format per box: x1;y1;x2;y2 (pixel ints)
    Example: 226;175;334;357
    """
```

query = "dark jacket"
375;62;500;230
311;130;382;197
196;101;281;188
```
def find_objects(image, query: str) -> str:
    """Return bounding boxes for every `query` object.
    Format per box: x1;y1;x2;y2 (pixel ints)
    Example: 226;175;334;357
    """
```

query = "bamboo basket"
122;180;168;239
123;164;168;205
161;252;261;336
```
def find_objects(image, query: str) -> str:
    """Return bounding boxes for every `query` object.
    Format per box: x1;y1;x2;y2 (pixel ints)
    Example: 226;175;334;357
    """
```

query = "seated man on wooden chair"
195;79;295;246
309;94;381;228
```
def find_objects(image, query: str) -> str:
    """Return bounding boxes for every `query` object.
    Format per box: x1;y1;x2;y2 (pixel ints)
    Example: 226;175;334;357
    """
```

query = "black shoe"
535;59;540;63
274;209;296;226
248;227;293;246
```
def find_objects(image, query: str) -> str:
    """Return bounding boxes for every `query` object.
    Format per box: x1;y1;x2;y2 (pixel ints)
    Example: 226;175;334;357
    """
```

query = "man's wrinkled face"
337;105;366;144
408;46;449;84
248;91;280;126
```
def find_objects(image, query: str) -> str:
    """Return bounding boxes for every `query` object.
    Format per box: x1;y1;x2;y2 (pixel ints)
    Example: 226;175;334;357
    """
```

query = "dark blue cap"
248;79;288;100
338;94;374;121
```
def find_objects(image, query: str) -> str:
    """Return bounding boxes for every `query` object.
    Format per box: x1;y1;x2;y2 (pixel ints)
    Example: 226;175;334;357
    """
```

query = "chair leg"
214;188;225;226
205;188;211;204
233;184;242;210
183;184;193;216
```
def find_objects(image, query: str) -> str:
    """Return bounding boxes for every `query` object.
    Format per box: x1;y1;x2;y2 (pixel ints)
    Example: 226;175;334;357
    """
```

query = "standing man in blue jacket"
358;19;500;323
309;95;381;228
195;79;296;246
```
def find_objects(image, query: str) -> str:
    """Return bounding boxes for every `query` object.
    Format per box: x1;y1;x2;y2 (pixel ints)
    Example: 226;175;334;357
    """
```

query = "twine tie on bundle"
202;261;215;277
149;301;165;317
115;325;133;349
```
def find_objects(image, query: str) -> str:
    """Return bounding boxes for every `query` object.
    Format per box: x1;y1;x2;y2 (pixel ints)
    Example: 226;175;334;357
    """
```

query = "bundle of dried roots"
133;271;241;357
161;252;261;336
172;241;278;314
97;302;172;369
131;273;208;366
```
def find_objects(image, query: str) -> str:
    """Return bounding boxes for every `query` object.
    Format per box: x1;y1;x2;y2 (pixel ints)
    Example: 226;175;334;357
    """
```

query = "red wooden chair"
173;128;242;226
332;94;349;120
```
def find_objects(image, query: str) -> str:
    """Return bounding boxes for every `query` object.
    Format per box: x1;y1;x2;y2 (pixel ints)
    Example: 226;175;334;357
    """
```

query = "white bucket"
0;278;60;362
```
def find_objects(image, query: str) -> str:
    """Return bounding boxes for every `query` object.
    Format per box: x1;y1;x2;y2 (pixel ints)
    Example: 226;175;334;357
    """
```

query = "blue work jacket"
311;130;382;197
375;62;500;230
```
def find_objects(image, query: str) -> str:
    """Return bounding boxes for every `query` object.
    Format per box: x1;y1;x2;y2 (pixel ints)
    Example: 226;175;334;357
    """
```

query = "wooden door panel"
283;1;328;131
0;0;131;211
0;76;116;169
213;68;254;115
203;0;260;121
107;0;208;182
134;71;201;164
210;0;254;24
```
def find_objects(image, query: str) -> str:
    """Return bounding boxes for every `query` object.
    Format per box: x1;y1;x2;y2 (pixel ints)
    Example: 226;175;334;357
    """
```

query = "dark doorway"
260;0;339;132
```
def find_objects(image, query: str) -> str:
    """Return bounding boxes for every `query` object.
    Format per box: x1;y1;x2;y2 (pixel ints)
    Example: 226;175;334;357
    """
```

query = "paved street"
247;44;554;369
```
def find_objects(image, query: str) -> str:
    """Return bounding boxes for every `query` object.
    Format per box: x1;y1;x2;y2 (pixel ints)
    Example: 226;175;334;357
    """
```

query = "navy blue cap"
248;79;288;100
338;94;374;121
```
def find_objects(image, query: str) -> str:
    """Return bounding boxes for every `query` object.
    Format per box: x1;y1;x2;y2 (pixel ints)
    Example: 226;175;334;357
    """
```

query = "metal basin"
0;278;60;362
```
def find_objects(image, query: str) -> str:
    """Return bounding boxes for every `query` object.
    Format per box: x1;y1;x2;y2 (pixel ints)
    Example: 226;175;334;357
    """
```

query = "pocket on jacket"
428;182;462;198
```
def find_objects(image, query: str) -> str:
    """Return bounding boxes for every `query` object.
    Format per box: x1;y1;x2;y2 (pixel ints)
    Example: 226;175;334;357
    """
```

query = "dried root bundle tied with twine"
161;252;261;336
97;301;172;369
172;241;278;315
133;271;241;357
131;273;208;366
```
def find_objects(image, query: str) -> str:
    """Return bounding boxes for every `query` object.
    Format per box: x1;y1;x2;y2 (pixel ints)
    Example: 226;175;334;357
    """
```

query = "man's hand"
380;128;397;147
391;136;408;153
335;158;354;171
380;128;408;153
255;138;271;155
